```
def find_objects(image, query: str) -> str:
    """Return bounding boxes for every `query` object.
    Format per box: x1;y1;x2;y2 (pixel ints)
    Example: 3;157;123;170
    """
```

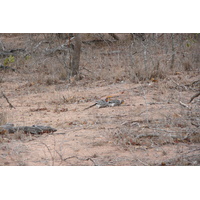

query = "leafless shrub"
1;33;199;86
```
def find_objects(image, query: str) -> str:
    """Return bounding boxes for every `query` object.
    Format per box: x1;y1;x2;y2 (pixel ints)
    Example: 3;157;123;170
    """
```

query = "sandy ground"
1;71;200;166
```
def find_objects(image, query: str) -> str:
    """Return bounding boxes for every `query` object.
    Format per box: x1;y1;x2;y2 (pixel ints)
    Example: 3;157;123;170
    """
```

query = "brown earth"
0;72;199;166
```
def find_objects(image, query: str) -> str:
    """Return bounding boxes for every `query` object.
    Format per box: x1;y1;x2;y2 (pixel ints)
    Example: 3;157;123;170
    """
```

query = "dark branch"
1;92;15;109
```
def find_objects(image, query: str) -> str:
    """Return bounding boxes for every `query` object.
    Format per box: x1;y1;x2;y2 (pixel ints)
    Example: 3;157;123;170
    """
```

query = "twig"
189;91;200;103
171;79;188;90
191;79;200;87
100;50;121;55
83;103;97;111
191;122;199;127
1;92;15;109
147;102;168;105
63;156;77;161
171;79;180;86
85;158;98;166
63;156;98;166
40;141;54;166
136;133;160;139
62;95;67;103
186;148;200;154
81;66;93;73
135;158;149;166
179;101;190;108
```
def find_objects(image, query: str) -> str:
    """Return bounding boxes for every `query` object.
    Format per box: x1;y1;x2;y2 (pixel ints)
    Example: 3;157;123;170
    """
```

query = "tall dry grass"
1;33;199;85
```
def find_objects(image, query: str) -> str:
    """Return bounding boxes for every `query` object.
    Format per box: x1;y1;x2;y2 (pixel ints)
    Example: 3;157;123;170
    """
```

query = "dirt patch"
1;75;200;166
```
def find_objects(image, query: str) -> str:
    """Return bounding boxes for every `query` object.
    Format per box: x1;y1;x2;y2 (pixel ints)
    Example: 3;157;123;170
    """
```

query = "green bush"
3;55;15;66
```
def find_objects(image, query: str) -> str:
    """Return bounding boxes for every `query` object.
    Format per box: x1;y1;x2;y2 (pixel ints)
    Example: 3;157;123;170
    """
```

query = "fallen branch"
171;79;188;90
179;101;190;108
191;79;200;87
189;91;200;103
82;40;113;45
135;158;149;166
1;92;15;109
135;131;191;141
136;133;160;139
191;122;199;127
81;66;93;73
63;156;98;166
0;123;57;134
0;65;16;72
100;50;122;56
40;141;55;166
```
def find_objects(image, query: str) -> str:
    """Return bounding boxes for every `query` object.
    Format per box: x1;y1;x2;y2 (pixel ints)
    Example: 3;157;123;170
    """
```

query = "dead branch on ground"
189;91;200;103
1;92;15;109
136;133;160;139
63;156;98;166
179;101;190;108
0;65;16;72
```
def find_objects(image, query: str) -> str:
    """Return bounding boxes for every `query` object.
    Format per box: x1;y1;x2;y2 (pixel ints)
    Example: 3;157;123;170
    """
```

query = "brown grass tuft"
0;112;7;126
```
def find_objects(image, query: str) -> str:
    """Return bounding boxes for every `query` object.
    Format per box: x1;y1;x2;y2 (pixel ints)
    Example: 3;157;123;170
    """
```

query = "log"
0;124;57;134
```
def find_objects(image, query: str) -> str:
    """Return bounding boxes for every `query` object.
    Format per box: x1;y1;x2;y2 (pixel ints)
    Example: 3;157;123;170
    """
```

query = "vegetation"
3;55;15;66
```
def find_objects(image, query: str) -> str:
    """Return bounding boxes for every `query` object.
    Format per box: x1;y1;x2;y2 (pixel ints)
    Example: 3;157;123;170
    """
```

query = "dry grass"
1;33;199;85
109;75;200;149
0;112;7;125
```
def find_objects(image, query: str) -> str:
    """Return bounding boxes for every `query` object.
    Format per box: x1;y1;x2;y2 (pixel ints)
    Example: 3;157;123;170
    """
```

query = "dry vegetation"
0;33;200;166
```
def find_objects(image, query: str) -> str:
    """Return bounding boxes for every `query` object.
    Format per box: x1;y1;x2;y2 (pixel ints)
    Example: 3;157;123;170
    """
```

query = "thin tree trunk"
170;33;175;69
142;41;148;72
70;33;81;77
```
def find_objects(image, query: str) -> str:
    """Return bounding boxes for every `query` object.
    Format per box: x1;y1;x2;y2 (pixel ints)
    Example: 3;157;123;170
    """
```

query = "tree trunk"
70;33;81;77
170;33;175;69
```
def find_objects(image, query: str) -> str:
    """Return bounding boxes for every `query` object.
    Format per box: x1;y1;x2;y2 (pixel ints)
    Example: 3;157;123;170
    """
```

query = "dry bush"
12;130;28;141
79;34;200;84
1;33;199;86
0;129;34;144
109;74;200;149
